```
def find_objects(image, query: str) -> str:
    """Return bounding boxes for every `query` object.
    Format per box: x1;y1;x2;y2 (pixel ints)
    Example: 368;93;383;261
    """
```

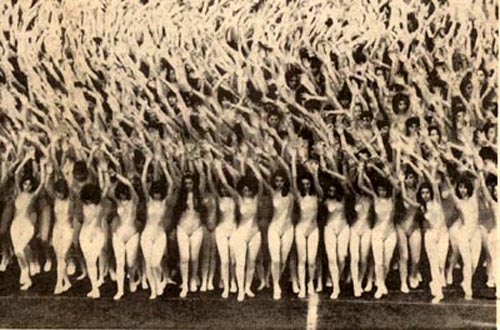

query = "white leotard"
325;199;347;235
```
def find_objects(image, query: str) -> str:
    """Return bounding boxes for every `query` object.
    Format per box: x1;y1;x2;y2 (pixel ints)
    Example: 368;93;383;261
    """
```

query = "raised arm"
116;173;139;205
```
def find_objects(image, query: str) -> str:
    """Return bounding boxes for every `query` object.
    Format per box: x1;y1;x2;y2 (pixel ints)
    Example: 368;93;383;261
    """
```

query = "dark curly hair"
80;183;101;205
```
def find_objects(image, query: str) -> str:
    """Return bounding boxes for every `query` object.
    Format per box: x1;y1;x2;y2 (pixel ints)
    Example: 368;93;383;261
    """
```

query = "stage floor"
0;265;496;329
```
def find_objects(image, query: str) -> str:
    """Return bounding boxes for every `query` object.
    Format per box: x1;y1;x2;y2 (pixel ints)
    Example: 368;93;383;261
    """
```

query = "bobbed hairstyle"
455;176;474;199
80;183;101;205
115;182;131;201
149;180;167;200
54;179;69;199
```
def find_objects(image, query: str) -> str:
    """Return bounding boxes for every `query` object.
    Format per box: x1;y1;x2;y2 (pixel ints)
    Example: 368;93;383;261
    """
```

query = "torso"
325;199;347;234
373;197;394;238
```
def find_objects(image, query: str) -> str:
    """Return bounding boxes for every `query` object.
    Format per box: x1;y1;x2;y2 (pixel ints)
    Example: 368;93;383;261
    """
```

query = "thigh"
338;226;350;258
247;232;262;262
383;231;397;262
396;226;408;255
39;206;52;243
281;225;294;259
125;233;140;266
295;227;307;261
151;232;167;266
307;228;319;263
267;225;281;261
176;226;190;261
324;225;336;259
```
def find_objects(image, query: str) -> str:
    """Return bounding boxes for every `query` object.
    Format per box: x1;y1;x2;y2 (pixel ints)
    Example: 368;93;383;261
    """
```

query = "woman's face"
22;180;32;192
268;115;279;128
458;183;469;199
408;122;419;135
287;75;300;90
167;94;177;107
405;174;416;188
377;186;388;198
487;127;496;141
301;179;312;193
477;70;486;83
242;185;252;198
274;175;285;190
456;111;465;124
184;178;194;192
327;185;336;198
398;100;408;113
420;187;431;202
429;129;440;143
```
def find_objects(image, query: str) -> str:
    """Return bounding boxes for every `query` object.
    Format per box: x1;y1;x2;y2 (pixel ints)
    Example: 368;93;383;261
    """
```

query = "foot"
43;259;52;273
0;257;9;272
400;283;410;294
87;289;100;299
364;281;373;293
330;288;340;300
76;271;87;281
190;279;198;292
409;276;419;289
62;281;72;293
237;292;245;302
218;279;224;289
417;272;422;282
292;281;300;294
374;288;384;299
29;262;40;276
179;286;188;298
67;261;76;276
141;274;148;289
486;280;496;288
54;285;63;295
221;288;229;299
257;281;267;291
326;277;333;288
113;291;124;300
431;293;443;304
316;281;323;293
207;282;214;291
20;278;32;291
230;280;238;293
307;283;315;296
166;277;177;286
461;282;472;300
273;287;282;300
298;289;306;299
446;271;453;285
200;281;207;292
245;288;255;298
129;278;138;293
353;284;363;297
149;292;157;300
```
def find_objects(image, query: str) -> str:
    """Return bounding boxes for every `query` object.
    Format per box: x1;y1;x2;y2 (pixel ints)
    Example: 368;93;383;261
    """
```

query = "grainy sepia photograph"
0;0;498;328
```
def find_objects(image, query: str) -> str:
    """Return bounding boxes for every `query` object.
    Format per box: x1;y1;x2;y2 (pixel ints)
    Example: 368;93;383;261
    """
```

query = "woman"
292;151;322;299
321;168;350;299
172;171;204;298
479;170;497;290
108;172;141;300
79;178;109;299
210;163;238;299
219;159;262;302
417;177;449;304
45;164;73;294
358;162;397;299
445;173;481;300
267;165;294;300
140;154;174;299
10;151;46;290
396;166;422;293
349;159;373;297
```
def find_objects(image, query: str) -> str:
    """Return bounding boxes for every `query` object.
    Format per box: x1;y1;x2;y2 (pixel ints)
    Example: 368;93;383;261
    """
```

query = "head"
428;125;442;144
392;93;410;115
182;173;195;192
20;176;36;193
237;175;258;198
417;181;434;204
325;179;344;202
405;116;420;136
455;176;474;199
485;174;497;202
54;179;69;199
73;160;89;183
359;111;373;129
149;180;167;201
376;120;390;137
80;184;101;205
285;66;302;90
298;172;314;197
375;179;392;198
404;167;418;189
115;182;131;201
272;170;290;195
483;122;496;142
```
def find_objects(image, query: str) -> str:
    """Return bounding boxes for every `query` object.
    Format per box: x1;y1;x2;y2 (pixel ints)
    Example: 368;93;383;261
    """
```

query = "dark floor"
0;264;496;329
